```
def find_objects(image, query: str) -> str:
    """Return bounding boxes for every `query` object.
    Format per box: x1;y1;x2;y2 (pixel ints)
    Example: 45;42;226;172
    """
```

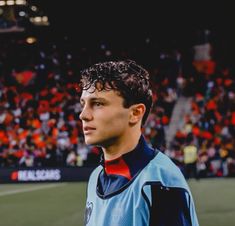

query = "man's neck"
102;130;141;160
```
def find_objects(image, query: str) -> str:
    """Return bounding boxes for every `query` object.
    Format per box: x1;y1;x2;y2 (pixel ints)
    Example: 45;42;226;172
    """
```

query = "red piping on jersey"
104;157;132;180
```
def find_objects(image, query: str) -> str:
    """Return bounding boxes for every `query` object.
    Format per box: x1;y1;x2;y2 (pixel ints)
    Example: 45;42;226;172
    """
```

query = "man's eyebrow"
90;97;107;102
80;97;107;103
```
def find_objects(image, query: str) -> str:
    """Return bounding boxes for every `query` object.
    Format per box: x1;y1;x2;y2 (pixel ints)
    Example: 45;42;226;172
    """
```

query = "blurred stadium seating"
0;1;234;182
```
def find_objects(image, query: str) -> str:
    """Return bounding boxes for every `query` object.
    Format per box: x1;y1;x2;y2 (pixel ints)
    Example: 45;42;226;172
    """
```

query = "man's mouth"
83;126;96;134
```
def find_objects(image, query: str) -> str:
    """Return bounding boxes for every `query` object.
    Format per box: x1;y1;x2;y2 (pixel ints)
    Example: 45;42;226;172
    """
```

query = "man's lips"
83;126;96;134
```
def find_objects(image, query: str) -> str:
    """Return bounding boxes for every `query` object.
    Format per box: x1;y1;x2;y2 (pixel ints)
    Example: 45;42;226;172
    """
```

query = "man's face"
79;87;130;147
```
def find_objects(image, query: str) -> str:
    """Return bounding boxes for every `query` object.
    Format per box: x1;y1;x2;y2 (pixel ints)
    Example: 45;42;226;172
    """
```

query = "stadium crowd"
0;31;234;179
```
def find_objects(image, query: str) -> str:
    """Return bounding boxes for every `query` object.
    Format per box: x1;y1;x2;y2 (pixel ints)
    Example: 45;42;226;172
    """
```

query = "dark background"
38;2;233;40
36;1;234;62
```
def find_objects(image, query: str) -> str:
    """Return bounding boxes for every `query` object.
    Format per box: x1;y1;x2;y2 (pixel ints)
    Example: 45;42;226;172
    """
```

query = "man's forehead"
80;89;101;99
80;88;119;100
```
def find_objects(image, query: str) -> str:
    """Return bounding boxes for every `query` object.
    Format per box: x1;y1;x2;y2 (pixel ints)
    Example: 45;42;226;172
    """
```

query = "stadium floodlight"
26;36;37;44
34;16;41;23
42;16;48;22
29;16;49;26
0;1;6;6
15;0;26;5
31;5;37;11
6;0;14;5
18;10;26;16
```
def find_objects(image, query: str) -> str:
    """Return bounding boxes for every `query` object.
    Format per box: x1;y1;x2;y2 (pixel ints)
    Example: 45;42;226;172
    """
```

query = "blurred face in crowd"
79;86;131;148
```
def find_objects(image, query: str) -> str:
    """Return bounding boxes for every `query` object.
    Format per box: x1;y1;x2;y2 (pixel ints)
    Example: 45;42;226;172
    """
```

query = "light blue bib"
84;152;199;226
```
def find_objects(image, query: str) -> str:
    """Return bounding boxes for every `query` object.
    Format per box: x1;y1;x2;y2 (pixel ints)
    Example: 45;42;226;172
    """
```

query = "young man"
79;60;199;226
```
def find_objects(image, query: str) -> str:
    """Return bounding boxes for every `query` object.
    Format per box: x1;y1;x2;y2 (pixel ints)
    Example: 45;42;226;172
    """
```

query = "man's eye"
94;102;103;106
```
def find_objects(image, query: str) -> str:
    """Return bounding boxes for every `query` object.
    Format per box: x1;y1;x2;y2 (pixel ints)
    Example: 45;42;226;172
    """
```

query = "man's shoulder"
143;151;188;189
151;150;179;170
90;165;102;176
88;165;102;182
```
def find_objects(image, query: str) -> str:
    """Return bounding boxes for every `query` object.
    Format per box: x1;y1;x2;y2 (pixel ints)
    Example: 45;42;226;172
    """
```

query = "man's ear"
129;104;146;124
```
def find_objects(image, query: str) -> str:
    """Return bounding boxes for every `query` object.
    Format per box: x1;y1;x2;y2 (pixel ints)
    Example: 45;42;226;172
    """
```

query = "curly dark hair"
80;59;153;125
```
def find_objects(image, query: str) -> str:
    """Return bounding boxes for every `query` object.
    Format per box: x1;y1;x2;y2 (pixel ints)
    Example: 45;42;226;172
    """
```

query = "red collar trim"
104;157;131;180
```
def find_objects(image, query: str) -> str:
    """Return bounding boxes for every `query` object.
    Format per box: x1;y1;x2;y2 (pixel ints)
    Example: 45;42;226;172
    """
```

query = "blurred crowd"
0;31;234;178
167;62;235;178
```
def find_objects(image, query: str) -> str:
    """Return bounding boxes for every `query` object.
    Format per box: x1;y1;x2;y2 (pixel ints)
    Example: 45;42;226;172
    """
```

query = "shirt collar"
101;135;155;179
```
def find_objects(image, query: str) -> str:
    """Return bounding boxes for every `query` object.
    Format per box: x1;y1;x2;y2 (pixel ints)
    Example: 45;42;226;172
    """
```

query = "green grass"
188;178;235;226
0;178;235;226
0;182;87;226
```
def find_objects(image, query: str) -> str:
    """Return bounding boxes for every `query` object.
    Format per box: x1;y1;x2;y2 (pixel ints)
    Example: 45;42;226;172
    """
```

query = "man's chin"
84;136;116;148
84;137;107;147
84;137;98;146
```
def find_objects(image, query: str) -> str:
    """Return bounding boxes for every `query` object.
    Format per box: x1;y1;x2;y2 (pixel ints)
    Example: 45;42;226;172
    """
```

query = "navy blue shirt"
97;135;156;196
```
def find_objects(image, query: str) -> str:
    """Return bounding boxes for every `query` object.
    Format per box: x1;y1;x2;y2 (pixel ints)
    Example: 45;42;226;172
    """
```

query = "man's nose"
79;106;93;121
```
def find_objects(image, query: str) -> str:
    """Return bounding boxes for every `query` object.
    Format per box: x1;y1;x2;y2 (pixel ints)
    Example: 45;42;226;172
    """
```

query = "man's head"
80;60;152;125
79;60;153;148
